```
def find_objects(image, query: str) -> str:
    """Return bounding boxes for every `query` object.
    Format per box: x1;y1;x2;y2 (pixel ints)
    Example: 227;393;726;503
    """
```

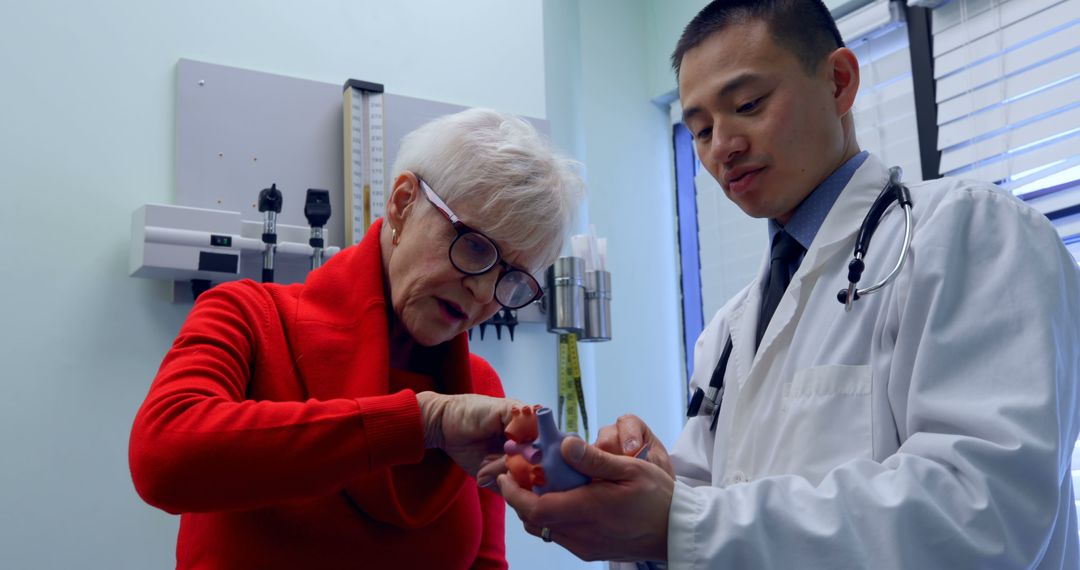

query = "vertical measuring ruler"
342;79;385;246
557;333;589;442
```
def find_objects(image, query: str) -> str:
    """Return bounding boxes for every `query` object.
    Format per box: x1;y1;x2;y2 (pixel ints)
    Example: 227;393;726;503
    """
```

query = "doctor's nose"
708;131;748;165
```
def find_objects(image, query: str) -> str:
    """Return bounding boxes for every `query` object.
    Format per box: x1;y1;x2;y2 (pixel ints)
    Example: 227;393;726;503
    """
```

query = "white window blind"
931;0;1080;528
843;1;923;181
931;0;1080;195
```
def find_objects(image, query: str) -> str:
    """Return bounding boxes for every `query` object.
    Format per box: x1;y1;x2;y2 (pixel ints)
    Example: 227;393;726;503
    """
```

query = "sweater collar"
290;218;475;401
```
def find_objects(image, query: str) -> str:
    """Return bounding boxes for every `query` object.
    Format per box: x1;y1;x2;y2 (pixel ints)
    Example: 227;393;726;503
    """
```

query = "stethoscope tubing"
688;166;914;428
842;201;913;310
851;205;912;300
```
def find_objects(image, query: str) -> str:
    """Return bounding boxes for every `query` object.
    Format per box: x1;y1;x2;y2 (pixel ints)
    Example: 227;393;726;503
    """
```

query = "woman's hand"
416;392;519;478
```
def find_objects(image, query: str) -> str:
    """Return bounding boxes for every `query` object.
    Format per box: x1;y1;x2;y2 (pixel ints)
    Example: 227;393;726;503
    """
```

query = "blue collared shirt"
768;151;869;267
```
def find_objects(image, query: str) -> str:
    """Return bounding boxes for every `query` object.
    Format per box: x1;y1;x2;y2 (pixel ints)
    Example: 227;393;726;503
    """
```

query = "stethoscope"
686;166;914;431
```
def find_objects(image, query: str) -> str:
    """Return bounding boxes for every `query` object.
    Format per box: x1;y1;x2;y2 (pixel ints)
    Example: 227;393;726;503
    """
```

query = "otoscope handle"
258;183;282;284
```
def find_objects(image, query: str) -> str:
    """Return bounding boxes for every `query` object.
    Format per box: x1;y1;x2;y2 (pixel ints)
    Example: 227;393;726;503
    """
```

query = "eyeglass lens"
496;271;539;308
450;233;540;308
451;232;498;273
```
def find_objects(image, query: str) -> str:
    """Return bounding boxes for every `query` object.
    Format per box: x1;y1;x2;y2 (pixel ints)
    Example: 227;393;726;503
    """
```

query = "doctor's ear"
827;47;860;118
386;172;422;229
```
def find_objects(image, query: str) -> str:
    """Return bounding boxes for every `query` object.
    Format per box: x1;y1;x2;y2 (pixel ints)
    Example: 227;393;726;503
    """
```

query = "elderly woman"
129;108;581;569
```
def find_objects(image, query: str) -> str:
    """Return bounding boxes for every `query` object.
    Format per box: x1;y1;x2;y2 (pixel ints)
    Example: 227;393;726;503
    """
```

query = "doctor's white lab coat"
666;155;1080;569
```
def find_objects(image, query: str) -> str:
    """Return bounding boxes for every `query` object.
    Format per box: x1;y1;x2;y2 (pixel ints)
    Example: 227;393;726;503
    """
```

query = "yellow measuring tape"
557;333;589;442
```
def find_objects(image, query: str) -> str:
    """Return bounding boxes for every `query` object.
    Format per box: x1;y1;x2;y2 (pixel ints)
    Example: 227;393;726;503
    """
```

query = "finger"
497;473;540;520
644;440;674;476
523;522;544;538
477;455;507;489
616;415;648;456
560;437;634;481
594;424;621;455
499;397;527;425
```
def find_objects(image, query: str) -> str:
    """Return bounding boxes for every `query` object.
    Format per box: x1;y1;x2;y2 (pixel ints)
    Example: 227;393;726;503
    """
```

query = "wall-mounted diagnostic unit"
130;199;341;300
129;59;562;316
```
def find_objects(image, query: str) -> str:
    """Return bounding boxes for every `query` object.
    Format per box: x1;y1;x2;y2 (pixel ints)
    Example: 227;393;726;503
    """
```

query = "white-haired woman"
129;108;582;569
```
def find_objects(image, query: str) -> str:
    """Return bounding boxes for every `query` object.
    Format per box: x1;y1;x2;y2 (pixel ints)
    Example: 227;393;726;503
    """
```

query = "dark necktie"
756;230;805;351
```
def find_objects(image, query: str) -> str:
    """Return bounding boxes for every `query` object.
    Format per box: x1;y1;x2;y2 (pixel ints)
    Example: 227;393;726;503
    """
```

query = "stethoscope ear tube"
896;180;913;208
854;167;903;258
838;167;914;310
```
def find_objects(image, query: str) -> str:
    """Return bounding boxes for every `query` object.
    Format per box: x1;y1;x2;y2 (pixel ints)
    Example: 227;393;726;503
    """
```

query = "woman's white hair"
391;108;583;270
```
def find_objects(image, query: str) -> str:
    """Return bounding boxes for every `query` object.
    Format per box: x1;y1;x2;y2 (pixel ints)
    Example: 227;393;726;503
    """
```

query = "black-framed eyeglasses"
419;177;543;309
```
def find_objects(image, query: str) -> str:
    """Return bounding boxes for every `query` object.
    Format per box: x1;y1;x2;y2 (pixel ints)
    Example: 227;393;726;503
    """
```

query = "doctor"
498;0;1080;567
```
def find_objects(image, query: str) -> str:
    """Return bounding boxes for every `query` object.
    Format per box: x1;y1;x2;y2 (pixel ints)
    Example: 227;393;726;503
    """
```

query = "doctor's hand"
498;437;673;562
595;414;674;479
416;392;520;479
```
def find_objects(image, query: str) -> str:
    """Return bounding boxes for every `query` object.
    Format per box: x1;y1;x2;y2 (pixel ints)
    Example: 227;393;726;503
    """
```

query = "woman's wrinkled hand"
416;392;521;478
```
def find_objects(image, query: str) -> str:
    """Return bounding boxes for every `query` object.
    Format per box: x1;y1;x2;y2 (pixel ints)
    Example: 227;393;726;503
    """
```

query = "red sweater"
129;219;507;569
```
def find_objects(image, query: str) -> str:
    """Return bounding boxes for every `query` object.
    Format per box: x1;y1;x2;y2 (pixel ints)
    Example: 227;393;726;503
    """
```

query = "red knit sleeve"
467;353;508;569
128;282;425;514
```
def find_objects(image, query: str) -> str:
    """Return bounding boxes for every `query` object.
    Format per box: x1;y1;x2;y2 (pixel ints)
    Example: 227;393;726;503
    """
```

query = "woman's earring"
392;227;400;245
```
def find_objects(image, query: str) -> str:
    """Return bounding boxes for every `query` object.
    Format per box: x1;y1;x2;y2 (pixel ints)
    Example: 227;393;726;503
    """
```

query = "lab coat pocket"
777;365;872;484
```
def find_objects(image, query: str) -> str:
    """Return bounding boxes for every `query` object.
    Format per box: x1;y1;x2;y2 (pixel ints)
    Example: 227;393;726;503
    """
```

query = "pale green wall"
573;0;686;448
645;0;710;100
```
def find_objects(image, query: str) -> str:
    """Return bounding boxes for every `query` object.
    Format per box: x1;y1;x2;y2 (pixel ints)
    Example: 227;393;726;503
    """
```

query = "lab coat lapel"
728;250;769;385
751;155;892;367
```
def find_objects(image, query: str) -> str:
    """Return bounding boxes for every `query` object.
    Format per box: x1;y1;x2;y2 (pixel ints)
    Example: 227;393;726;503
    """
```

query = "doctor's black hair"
671;0;845;78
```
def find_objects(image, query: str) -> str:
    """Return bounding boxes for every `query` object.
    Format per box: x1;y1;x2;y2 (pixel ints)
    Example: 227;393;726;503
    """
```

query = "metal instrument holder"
545;257;586;335
581;270;612;342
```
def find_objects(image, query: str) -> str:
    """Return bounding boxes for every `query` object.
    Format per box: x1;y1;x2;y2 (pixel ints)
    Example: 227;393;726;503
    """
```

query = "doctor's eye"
736;97;765;114
695;127;712;141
